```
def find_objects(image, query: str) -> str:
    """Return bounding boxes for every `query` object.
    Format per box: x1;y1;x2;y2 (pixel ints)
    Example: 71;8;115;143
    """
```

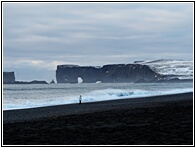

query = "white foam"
82;88;193;103
78;77;83;83
3;88;193;110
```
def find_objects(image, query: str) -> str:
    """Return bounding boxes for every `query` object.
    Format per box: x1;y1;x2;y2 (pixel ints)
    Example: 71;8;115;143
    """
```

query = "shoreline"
3;92;193;145
3;92;193;124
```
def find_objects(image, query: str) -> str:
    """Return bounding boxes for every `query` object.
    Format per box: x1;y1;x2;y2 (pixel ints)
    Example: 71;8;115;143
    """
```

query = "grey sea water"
3;82;193;110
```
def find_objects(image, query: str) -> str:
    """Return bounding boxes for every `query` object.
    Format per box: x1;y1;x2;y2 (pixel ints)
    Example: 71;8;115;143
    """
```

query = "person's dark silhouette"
79;95;82;104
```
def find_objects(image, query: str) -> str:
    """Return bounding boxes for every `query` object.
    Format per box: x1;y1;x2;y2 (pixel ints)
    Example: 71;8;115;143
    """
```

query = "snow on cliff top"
135;59;193;79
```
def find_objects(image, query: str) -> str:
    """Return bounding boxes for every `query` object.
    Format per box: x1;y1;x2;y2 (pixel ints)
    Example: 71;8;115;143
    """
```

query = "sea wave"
82;88;193;102
3;87;193;110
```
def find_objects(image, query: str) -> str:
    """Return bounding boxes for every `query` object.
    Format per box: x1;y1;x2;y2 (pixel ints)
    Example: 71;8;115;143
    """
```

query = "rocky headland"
56;64;161;83
3;60;193;84
56;63;192;83
3;72;48;84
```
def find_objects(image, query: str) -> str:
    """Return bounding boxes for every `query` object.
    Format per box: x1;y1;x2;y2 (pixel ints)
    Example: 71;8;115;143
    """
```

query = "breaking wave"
82;88;192;102
3;87;193;110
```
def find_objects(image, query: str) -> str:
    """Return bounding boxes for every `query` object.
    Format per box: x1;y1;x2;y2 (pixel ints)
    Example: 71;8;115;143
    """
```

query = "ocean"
3;82;193;110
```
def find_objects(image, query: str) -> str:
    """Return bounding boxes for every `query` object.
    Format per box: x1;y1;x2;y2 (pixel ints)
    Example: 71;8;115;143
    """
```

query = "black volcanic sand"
3;92;193;145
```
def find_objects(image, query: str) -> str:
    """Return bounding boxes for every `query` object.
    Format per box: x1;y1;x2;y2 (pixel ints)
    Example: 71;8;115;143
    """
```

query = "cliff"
3;72;15;84
56;64;162;83
3;72;48;84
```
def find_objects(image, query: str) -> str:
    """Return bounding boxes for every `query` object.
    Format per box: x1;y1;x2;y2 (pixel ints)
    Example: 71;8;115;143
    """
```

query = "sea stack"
50;79;55;84
3;72;15;84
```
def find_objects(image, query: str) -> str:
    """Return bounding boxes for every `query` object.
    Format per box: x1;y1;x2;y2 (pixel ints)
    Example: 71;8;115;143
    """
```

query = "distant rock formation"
3;72;15;84
134;59;193;80
14;80;48;84
3;72;48;84
56;64;162;83
50;79;55;84
134;78;192;83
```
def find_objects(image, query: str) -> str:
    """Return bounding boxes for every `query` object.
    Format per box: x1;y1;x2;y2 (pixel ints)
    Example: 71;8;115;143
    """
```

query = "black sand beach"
3;92;193;145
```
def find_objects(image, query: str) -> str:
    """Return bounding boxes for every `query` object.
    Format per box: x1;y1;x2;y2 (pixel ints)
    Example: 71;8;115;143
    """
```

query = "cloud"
3;2;193;81
3;58;67;70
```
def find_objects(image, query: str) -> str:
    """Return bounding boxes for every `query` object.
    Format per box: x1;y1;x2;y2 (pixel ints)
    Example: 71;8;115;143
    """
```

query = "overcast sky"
3;2;193;82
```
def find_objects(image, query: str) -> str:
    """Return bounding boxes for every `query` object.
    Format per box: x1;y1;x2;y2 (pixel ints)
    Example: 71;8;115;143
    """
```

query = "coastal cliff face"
3;72;15;84
3;72;48;84
56;65;101;83
56;64;161;83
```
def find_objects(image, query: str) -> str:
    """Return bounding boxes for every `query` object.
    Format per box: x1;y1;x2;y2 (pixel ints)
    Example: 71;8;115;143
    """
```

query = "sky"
3;2;194;82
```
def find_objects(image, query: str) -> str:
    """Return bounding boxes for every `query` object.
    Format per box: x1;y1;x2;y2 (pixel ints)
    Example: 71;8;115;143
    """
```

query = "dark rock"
14;80;48;84
134;60;144;63
56;64;162;83
134;77;193;83
56;65;101;83
156;78;193;83
3;72;15;84
50;79;55;84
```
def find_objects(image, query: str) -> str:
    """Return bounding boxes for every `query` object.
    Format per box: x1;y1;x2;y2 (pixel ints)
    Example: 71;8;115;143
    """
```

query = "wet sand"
3;92;193;145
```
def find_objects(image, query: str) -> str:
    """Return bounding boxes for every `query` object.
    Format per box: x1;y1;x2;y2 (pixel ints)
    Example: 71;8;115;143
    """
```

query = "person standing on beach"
79;95;82;104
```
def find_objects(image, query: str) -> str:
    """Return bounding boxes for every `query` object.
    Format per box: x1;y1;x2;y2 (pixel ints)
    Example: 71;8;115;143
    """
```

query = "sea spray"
3;83;193;110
